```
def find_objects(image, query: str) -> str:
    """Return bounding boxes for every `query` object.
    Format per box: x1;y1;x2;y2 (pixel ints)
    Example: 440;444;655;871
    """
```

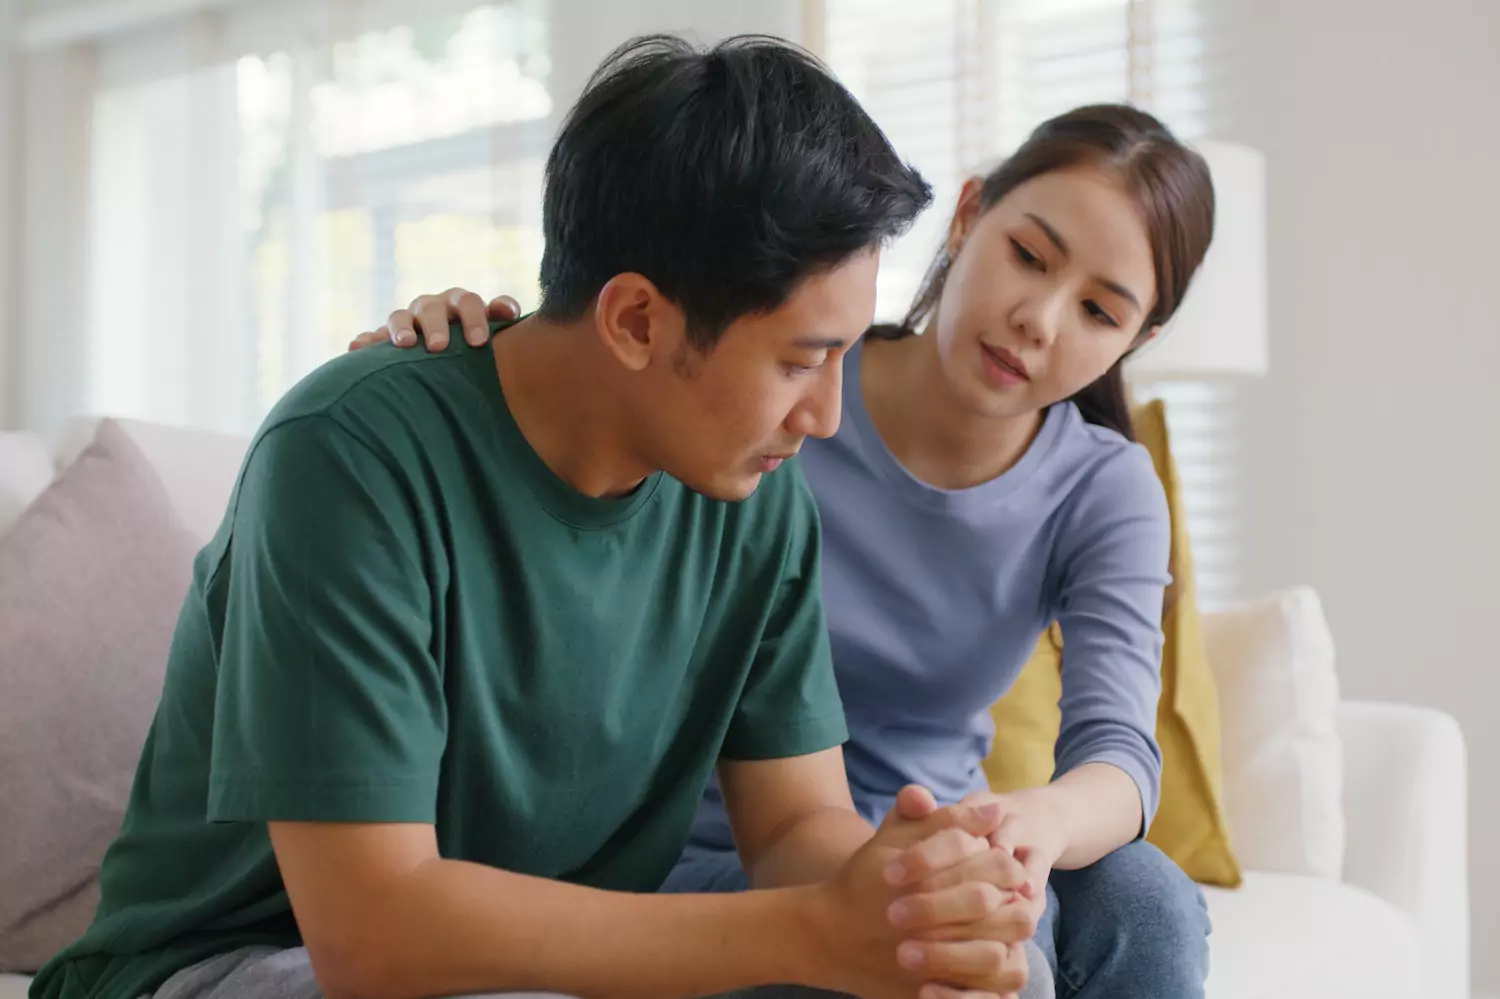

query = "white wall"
1206;0;1500;991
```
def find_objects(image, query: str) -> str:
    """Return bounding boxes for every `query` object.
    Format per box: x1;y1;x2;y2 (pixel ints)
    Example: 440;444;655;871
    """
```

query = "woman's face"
931;166;1158;420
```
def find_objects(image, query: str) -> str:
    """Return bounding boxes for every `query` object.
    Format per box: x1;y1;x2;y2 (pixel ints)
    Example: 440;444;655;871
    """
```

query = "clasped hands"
812;786;1041;999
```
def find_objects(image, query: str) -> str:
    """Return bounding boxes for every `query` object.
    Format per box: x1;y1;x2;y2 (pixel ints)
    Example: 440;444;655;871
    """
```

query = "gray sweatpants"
151;941;1054;999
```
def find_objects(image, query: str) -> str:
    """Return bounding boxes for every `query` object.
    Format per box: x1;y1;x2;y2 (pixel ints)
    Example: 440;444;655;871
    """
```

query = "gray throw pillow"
0;420;199;972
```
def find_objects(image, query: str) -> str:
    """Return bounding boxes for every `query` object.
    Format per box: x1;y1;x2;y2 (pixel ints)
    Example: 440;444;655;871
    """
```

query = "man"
30;34;1035;999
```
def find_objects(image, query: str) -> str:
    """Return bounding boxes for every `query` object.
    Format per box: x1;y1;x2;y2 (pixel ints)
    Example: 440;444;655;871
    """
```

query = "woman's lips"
980;342;1030;385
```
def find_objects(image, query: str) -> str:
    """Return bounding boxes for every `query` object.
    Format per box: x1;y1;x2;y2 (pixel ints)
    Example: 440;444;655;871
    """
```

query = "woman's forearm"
1011;762;1144;870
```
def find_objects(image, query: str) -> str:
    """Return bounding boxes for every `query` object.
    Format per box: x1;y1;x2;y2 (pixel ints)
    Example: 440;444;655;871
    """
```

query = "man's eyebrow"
792;336;846;350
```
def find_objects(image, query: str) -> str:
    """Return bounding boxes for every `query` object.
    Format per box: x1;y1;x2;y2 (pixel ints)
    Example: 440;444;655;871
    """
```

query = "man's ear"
593;273;684;372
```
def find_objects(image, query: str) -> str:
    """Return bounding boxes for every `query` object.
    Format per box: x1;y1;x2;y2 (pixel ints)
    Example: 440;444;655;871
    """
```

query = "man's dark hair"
538;33;933;349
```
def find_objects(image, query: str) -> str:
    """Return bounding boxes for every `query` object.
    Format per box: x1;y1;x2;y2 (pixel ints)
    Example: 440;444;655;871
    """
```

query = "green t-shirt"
30;327;847;999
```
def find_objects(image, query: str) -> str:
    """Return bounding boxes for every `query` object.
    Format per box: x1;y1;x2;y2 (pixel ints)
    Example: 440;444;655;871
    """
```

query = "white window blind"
820;0;1246;608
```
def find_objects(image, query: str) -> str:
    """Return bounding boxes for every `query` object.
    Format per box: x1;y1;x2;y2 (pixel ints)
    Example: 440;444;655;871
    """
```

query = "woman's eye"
1010;239;1043;269
1084;300;1119;327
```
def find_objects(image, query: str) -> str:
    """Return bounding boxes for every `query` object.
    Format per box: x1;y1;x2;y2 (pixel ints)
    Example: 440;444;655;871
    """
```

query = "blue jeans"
663;837;1209;999
1034;839;1211;999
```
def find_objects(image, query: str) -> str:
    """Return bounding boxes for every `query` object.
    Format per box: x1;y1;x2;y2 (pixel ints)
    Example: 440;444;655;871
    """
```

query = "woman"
357;104;1216;998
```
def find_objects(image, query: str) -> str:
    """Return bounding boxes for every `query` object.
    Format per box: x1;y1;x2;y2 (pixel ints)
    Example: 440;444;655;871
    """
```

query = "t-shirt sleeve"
206;414;447;824
721;473;848;762
1052;445;1171;831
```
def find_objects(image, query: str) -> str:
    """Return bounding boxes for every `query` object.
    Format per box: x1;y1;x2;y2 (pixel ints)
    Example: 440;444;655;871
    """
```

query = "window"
820;0;1246;607
84;1;552;432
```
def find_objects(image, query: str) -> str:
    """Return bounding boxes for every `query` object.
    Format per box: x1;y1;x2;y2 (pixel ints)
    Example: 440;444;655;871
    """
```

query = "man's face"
636;249;879;501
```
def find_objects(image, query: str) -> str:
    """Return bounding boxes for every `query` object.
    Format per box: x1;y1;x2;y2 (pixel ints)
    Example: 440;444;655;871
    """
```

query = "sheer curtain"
9;0;802;438
18;1;550;435
816;0;1246;608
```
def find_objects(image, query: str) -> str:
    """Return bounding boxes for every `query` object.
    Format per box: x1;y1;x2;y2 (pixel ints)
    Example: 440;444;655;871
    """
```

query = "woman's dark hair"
540;33;932;349
877;104;1215;442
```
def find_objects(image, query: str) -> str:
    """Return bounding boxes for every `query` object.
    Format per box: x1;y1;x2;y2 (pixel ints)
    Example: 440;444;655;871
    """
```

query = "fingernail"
884;861;906;884
468;326;488;343
394;331;414;346
887;900;910;926
897;943;924;970
978;801;1003;822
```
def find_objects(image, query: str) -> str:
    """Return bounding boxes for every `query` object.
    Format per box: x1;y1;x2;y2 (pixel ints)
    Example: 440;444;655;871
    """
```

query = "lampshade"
1126;140;1268;382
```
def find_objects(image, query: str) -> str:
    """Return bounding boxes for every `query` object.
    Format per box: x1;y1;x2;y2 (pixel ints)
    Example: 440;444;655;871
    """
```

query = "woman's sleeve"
1051;444;1172;831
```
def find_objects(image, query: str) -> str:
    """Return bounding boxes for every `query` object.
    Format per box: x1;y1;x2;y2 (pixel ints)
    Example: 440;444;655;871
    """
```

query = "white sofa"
0;417;1472;999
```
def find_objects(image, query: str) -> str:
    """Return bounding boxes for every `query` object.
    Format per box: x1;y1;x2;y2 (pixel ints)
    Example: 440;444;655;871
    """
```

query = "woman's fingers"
486;294;522;322
411;296;454;350
354;287;510;354
387;308;421;348
347;329;388;352
447;288;491;346
988;814;1024;854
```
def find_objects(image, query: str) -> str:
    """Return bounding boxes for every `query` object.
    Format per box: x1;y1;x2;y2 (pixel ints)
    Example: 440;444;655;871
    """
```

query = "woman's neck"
861;329;1044;491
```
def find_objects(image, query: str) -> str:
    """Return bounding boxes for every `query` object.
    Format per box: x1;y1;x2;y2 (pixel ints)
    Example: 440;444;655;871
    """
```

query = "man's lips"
759;452;797;472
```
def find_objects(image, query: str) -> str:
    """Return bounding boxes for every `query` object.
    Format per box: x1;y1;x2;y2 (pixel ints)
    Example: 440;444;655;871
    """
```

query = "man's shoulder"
265;341;470;426
246;343;495;480
211;346;500;551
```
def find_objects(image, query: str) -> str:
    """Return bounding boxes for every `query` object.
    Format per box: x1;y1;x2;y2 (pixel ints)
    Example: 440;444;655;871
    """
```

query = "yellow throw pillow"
982;623;1063;793
983;400;1242;887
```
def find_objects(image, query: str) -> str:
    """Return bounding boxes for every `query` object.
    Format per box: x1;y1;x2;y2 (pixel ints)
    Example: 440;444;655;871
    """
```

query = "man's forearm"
1013;762;1143;870
330;857;827;999
744;806;876;889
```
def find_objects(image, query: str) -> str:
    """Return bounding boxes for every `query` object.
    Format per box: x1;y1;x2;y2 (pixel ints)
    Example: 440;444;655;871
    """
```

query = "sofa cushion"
1203;872;1423;999
0;432;53;537
0;420;199;972
1203;587;1343;880
54;416;250;546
